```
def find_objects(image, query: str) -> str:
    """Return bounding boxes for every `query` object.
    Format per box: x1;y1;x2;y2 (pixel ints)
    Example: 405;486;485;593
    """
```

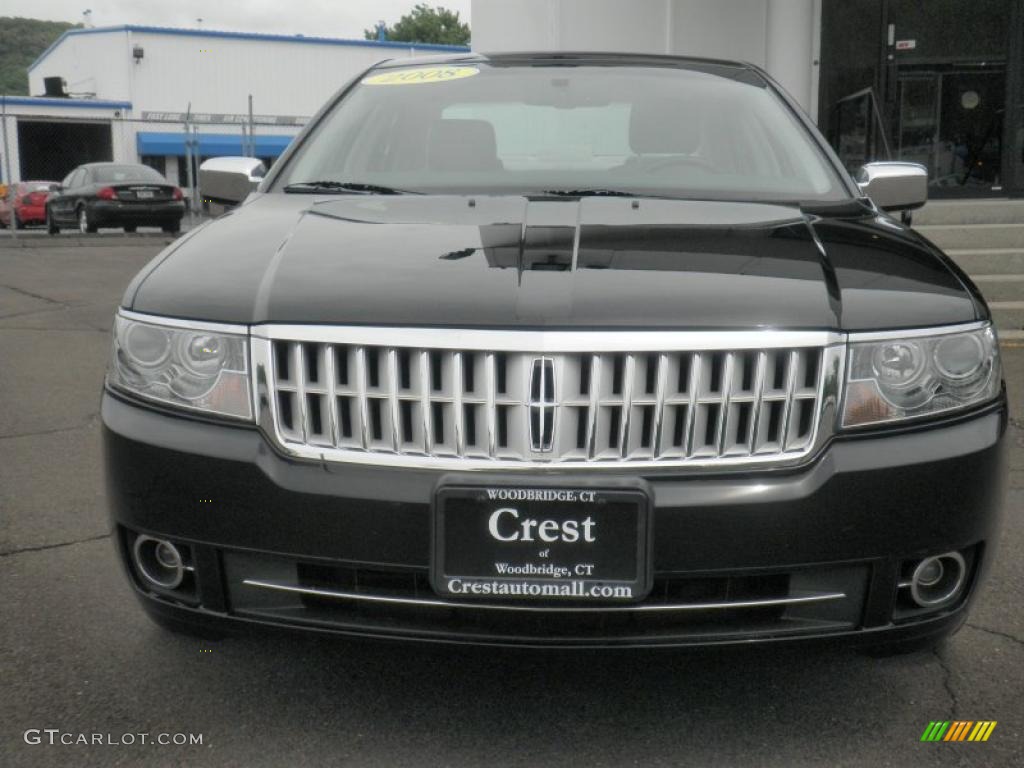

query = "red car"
0;181;58;229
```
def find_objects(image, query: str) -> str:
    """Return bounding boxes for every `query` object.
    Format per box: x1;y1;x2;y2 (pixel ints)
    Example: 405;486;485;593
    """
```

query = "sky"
2;0;472;40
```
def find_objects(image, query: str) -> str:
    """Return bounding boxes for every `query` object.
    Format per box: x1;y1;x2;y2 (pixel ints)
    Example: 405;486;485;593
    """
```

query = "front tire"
162;220;181;234
46;208;60;235
78;206;97;234
123;225;137;233
13;213;23;230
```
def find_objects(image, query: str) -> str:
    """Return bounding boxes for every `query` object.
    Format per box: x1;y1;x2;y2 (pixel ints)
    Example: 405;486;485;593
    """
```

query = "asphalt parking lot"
1;236;1021;768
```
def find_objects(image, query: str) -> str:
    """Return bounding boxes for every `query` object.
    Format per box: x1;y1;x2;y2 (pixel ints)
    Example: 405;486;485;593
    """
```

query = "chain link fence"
1;106;308;240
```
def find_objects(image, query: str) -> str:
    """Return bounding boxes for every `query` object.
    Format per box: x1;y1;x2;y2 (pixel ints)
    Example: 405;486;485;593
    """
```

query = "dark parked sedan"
47;162;185;234
103;53;1006;652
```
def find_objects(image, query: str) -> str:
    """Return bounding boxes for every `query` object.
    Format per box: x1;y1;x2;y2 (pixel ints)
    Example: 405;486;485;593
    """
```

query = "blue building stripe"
137;131;294;158
0;95;132;110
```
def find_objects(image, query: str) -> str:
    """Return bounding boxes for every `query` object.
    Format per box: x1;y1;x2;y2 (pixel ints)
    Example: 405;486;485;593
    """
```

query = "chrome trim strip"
252;325;843;352
242;579;847;613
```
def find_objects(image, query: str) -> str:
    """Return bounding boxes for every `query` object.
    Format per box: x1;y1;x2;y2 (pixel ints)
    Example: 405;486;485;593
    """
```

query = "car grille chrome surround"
251;327;844;470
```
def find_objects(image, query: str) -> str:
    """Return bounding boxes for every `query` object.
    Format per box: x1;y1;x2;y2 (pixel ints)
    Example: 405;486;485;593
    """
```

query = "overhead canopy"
137;131;293;158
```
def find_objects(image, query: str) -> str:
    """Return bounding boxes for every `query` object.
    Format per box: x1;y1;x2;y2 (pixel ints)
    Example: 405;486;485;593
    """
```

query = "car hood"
126;193;981;331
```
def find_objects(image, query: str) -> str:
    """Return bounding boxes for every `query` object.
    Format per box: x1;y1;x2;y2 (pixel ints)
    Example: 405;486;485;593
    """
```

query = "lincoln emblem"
528;357;557;452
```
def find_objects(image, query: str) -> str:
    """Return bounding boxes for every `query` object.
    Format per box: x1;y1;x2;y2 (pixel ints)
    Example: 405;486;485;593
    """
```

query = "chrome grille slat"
419;350;432;454
324;344;340;448
355;347;370;450
619;354;634;458
652;353;668;458
586;354;601;460
684;352;701;458
453;351;465;457
780;350;799;452
485;352;497;458
748;350;767;454
295;343;309;444
259;330;837;469
715;351;734;457
387;349;401;453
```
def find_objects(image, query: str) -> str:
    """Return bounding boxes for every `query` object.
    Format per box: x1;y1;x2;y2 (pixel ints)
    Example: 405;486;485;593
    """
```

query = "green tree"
364;4;470;46
0;17;79;96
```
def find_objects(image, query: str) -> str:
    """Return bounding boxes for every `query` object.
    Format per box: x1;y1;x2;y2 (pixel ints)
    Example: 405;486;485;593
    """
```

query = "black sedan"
47;162;185;235
103;53;1006;653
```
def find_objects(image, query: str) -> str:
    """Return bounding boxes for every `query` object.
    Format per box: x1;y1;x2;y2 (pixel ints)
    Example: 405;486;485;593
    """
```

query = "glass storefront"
819;0;1024;197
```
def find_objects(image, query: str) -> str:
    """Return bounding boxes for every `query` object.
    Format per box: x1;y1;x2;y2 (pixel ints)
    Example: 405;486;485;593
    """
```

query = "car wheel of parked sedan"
13;214;24;230
162;220;181;234
46;208;59;235
78;206;97;234
123;225;137;233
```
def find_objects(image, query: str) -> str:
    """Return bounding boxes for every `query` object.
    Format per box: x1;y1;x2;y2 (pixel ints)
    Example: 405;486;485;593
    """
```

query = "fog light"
132;535;185;589
915;558;944;587
910;552;965;608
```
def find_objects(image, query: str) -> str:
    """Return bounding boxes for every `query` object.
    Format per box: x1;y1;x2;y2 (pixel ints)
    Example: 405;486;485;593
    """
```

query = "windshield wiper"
540;188;639;198
283;181;416;195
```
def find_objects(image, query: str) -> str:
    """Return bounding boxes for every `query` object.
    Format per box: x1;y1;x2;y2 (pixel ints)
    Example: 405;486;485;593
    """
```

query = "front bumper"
102;389;1008;648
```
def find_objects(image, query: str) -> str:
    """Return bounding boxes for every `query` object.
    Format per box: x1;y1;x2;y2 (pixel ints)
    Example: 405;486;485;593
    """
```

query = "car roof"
371;50;757;73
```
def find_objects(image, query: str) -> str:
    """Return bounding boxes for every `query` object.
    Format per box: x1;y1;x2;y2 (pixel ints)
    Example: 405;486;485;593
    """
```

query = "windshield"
93;165;167;183
275;61;849;203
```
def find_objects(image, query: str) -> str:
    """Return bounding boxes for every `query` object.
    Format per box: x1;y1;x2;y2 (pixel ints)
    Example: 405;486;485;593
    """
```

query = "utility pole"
1;96;16;241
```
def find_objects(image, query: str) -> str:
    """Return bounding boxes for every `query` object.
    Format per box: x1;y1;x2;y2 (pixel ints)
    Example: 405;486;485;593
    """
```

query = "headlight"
108;312;252;420
842;325;1000;428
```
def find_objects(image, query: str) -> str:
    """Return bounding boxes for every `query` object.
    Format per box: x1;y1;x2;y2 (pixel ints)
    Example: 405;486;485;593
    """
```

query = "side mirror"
856;162;928;212
198;156;267;206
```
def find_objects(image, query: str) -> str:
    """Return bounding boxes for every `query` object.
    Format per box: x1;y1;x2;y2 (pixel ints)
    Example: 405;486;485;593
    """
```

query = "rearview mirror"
199;156;267;206
856;162;928;212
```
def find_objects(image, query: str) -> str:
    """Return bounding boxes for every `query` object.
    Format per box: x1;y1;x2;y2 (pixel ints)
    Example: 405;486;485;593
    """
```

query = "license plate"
432;482;652;602
136;190;154;199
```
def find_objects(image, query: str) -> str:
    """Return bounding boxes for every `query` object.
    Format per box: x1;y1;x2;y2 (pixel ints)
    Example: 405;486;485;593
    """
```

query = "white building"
471;0;821;118
1;25;468;186
470;0;1024;198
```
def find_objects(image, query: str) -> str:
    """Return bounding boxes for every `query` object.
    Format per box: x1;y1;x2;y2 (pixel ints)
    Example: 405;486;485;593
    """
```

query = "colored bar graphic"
921;721;996;742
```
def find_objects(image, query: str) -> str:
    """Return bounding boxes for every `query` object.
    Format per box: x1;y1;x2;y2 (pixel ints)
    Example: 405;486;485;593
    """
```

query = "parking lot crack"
932;647;958;720
0;413;99;441
0;283;66;306
966;622;1024;648
0;532;110;558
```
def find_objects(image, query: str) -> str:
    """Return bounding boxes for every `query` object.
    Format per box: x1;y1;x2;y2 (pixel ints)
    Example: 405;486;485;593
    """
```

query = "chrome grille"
254;328;841;470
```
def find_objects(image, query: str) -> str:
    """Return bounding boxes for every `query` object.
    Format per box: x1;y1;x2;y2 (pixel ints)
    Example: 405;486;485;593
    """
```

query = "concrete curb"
0;233;179;248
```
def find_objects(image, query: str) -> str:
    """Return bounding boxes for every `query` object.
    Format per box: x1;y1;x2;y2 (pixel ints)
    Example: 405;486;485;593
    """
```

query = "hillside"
0;17;78;96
